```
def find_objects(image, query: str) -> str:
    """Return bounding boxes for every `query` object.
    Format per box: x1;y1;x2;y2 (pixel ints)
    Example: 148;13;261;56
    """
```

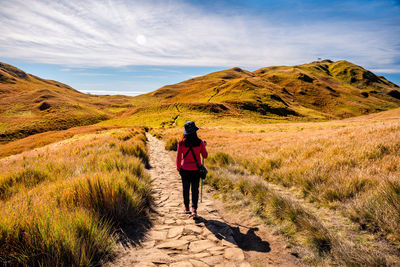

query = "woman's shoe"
184;208;192;214
192;208;197;216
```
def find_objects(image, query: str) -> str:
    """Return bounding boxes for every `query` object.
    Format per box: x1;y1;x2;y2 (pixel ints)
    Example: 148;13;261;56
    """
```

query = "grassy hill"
0;62;132;143
103;60;400;128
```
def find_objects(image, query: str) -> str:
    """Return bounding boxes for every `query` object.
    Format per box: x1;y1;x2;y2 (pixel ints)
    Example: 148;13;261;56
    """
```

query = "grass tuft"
165;137;178;151
0;168;49;200
207;152;234;167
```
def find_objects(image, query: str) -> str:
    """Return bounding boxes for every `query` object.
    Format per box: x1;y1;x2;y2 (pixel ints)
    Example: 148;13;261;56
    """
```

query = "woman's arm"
176;141;183;171
200;140;208;159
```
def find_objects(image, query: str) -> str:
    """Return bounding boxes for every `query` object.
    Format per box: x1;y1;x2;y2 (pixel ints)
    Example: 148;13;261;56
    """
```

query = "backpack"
181;141;208;179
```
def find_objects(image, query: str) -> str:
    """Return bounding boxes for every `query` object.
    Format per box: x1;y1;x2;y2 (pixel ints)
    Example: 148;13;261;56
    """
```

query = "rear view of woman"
176;121;208;216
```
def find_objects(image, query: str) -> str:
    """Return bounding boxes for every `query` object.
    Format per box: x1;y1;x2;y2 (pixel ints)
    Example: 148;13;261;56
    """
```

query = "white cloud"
0;0;399;69
370;69;400;74
74;72;114;76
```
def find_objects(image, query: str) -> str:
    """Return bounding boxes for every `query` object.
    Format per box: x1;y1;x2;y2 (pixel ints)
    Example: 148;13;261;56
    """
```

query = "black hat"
184;121;199;135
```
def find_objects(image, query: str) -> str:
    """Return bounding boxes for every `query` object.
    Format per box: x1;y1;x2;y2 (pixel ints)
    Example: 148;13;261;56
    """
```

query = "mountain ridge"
127;60;400;123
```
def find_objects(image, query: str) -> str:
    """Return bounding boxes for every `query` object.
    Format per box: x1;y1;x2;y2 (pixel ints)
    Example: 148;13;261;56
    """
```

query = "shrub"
69;172;152;225
165;137;178;151
207;152;234;167
204;171;234;192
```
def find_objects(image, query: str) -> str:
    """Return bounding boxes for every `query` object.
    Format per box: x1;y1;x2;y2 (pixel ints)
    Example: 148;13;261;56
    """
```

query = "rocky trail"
107;134;301;267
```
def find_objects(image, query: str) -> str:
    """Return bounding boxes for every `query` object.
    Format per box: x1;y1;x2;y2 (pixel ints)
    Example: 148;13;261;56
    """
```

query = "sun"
136;34;147;45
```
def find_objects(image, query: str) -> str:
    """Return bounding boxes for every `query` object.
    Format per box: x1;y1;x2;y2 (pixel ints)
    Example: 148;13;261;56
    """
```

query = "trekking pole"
201;157;204;203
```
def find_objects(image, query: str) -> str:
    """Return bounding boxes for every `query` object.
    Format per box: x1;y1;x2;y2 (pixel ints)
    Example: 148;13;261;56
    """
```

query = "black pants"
180;169;201;210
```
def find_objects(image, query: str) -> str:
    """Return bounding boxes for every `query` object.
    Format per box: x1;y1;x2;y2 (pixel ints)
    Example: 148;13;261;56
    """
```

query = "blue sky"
1;0;399;95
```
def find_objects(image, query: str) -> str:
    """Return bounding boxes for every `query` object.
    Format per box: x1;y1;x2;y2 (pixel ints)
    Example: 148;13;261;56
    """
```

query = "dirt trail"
107;134;301;266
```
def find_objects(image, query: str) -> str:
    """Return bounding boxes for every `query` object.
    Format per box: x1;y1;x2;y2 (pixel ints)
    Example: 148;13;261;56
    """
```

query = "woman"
176;121;208;216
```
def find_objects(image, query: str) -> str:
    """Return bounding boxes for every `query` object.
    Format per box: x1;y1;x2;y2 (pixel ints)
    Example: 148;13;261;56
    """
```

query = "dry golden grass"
0;125;122;159
0;127;152;266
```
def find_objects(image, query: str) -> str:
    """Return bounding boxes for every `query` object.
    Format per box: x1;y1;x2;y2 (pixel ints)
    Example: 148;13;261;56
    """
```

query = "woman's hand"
204;140;207;146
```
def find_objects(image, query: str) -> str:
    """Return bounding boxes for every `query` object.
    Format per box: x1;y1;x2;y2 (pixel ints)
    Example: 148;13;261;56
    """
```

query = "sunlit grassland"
0;62;134;143
0;127;152;266
205;166;392;266
105;106;129;114
159;108;400;265
98;102;312;129
0;125;121;159
0;105;110;144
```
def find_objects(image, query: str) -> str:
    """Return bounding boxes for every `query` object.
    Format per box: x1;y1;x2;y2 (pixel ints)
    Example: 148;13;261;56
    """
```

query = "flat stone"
193;252;211;258
165;202;180;207
156;240;189;250
205;207;218;213
206;234;220;242
169;254;192;261
170;261;193;267
142;240;156;249
215;262;237;267
179;235;198;241
139;248;173;264
224;248;245;261
185;225;203;234
207;246;225;252
153;225;171;230
167;226;184;238
189;240;216;253
134;262;156;267
189;259;210;267
221;238;237;248
200;255;224;266
164;219;175;224
209;249;224;256
201;228;212;236
150;231;167;240
206;214;220;220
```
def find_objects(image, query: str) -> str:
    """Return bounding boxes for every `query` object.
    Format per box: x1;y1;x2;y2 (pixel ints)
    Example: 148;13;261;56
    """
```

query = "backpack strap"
183;148;191;159
180;140;191;159
189;146;201;171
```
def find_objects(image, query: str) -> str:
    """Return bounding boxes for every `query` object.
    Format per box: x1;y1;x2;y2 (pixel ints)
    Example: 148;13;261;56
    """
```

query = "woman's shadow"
194;216;271;252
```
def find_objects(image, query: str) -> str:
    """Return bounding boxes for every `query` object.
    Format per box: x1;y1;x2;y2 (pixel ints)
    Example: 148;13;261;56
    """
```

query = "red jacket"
176;140;208;171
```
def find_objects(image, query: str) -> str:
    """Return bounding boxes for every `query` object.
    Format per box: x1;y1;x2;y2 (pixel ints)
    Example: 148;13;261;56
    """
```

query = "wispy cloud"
0;0;399;70
370;69;400;74
74;72;114;76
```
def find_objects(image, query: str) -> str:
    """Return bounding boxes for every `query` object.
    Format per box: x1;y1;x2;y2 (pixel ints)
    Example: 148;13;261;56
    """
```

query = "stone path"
107;134;301;267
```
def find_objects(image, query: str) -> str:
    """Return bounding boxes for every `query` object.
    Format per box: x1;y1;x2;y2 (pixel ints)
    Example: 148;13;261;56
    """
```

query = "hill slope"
119;60;400;127
0;62;132;143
